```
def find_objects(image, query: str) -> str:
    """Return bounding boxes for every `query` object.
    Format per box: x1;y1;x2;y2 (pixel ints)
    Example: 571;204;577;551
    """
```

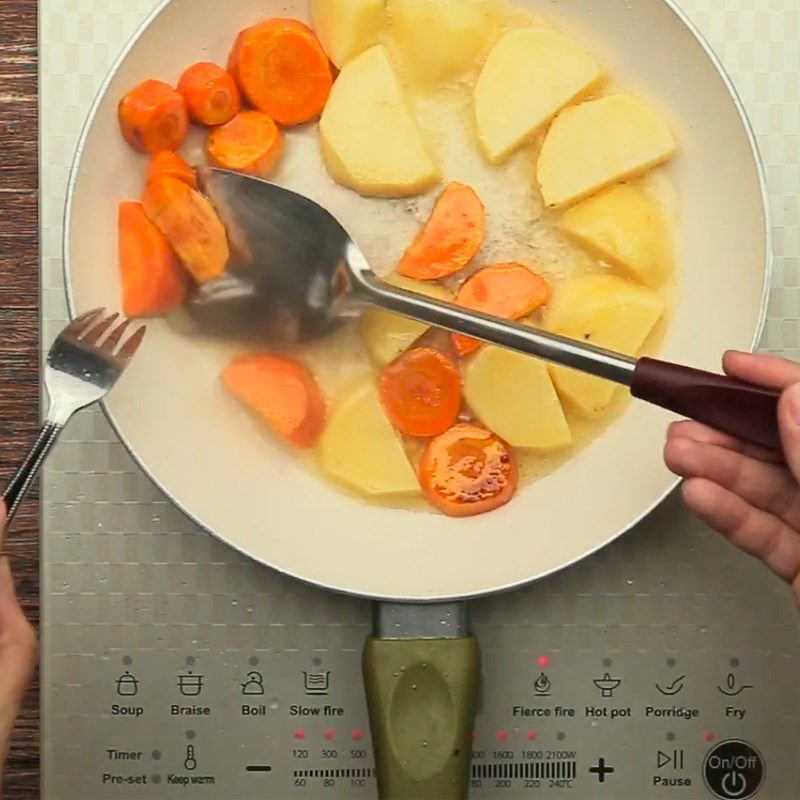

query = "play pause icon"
657;749;685;770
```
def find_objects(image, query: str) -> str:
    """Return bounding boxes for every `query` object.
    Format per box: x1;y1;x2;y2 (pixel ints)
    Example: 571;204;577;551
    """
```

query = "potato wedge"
464;346;571;450
537;94;676;208
475;27;602;165
558;183;668;285
360;274;453;366
318;376;420;498
319;45;440;198
388;0;496;87
311;0;386;67
546;275;664;415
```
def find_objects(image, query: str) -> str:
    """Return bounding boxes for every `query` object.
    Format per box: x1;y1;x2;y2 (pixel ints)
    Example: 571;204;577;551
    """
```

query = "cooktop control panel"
43;638;794;799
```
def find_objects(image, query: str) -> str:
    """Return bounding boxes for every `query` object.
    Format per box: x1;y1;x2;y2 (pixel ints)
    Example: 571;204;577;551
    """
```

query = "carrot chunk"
177;62;241;126
207;110;283;175
118;201;189;318
228;19;333;125
222;353;326;448
399;183;485;280
148;151;197;188
379;347;462;438
141;175;230;283
420;423;518;517
452;263;552;356
118;79;188;154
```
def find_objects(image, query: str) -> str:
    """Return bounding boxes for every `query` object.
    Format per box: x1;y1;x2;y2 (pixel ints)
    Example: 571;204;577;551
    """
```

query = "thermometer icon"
184;745;198;772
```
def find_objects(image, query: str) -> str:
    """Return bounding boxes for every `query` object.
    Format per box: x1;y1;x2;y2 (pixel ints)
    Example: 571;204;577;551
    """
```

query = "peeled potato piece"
464;346;572;450
360;274;453;366
537;94;676;208
546;275;664;415
475;27;603;165
311;0;386;67
558;183;668;285
318;376;420;498
319;45;440;198
388;0;496;87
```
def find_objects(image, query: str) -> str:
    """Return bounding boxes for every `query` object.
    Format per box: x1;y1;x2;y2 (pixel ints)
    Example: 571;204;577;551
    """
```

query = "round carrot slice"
177;62;241;126
452;263;552;356
399;183;485;281
228;19;333;125
222;353;326;448
379;348;462;438
420;424;518;517
207;111;284;175
148;151;197;188
118;79;188;154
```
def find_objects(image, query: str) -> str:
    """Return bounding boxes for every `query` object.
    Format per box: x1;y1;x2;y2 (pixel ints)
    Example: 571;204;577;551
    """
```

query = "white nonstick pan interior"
64;0;769;600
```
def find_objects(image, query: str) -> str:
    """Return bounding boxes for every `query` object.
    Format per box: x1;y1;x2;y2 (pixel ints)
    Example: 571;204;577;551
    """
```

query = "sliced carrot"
148;151;197;188
177;62;241;126
118;79;188;154
222;353;326;448
452;264;552;356
228;19;333;125
118;201;189;318
420;423;518;517
379;347;461;438
207;111;284;175
399;183;485;280
141;175;230;283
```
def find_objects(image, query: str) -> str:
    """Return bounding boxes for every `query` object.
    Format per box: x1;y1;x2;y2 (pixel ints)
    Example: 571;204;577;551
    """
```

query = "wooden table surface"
0;1;41;797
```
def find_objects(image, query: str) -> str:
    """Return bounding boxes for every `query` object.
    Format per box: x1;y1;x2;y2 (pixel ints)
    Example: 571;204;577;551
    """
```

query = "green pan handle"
363;636;480;799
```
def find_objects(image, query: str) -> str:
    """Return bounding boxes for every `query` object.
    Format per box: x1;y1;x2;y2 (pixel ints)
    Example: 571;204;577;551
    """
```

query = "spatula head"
182;168;356;345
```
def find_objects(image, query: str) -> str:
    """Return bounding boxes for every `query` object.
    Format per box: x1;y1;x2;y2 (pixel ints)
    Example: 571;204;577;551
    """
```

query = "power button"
703;740;764;800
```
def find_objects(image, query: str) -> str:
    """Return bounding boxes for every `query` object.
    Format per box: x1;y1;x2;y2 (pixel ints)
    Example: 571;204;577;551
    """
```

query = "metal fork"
2;308;146;525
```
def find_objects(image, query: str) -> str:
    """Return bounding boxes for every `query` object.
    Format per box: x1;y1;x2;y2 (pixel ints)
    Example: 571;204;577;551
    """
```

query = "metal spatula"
184;167;780;451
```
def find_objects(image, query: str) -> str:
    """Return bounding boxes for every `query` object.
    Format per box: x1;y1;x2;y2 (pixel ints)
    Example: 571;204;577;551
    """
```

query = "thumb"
778;383;800;483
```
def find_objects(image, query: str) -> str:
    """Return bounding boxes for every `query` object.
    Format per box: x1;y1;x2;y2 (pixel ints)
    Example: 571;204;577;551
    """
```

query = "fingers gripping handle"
363;637;480;800
631;358;782;450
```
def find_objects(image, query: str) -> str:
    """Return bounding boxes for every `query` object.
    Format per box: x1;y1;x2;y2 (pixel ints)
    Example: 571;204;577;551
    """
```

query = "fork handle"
2;421;64;527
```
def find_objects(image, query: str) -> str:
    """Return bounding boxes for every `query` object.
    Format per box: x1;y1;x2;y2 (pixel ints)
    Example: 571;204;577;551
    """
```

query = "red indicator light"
527;731;538;741
352;729;364;741
324;728;334;741
705;731;715;742
472;731;479;741
294;729;306;741
538;656;550;668
497;731;509;742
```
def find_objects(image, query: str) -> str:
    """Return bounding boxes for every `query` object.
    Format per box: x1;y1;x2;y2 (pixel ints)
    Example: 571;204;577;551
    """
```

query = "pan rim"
62;0;772;604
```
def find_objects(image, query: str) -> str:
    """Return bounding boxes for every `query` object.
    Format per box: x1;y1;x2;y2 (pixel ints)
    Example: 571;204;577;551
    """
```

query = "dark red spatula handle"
631;357;782;451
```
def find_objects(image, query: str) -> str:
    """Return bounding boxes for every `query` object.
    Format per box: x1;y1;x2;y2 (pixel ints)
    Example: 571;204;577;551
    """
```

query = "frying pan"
63;0;770;796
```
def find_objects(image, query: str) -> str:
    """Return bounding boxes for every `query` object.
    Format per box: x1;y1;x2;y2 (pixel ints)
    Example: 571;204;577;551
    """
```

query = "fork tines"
69;307;146;363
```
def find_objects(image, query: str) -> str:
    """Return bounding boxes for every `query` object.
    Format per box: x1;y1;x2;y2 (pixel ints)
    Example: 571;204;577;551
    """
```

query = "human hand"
0;502;37;792
665;351;800;607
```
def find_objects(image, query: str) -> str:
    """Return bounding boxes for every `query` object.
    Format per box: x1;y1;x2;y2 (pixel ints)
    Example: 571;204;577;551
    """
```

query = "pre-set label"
102;773;149;786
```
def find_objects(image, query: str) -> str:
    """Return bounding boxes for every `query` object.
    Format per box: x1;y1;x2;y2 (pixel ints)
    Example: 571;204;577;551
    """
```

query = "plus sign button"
703;740;764;800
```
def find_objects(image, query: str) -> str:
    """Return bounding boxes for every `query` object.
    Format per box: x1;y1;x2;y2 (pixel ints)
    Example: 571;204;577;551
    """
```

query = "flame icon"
534;672;551;697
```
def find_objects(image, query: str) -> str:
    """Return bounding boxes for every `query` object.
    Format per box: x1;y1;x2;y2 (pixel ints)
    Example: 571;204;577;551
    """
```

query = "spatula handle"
631;357;782;450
